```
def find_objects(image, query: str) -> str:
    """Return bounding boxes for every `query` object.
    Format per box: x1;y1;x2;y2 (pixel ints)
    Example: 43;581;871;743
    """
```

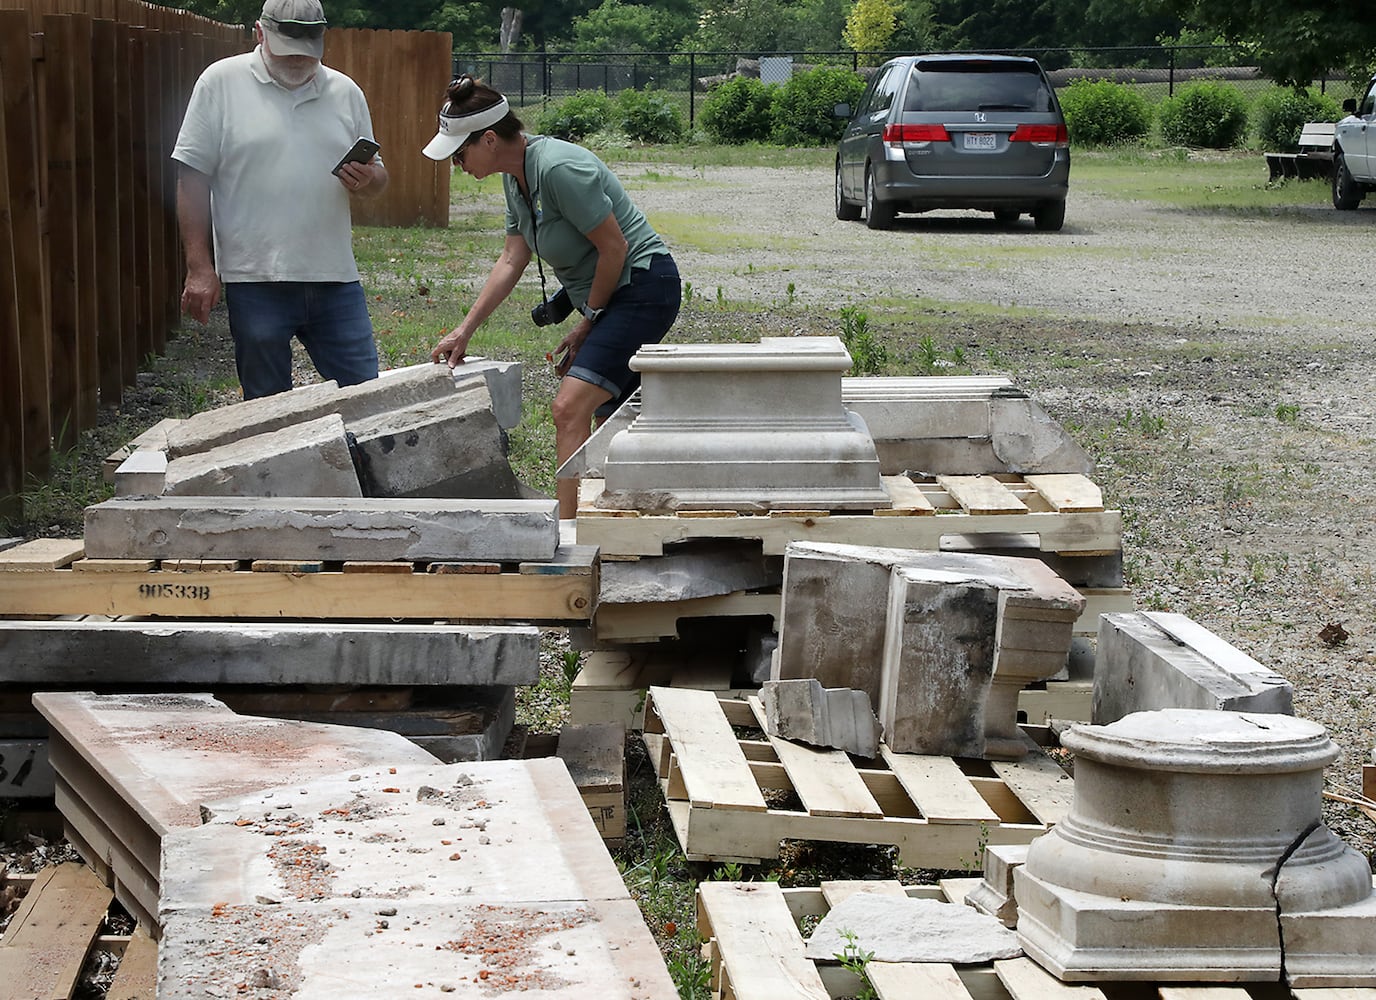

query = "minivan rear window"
903;63;1055;114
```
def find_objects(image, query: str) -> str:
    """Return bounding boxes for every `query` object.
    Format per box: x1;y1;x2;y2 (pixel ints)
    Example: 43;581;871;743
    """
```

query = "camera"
531;286;573;326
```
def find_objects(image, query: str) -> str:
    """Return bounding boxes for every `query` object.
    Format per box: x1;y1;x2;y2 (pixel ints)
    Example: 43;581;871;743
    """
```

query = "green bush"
536;90;615;141
1254;88;1341;151
1057;79;1152;145
615;87;686;143
1159;81;1249;148
699;76;778;145
770;65;867;146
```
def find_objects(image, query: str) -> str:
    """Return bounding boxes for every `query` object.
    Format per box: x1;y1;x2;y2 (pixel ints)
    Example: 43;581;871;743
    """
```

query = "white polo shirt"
172;48;380;283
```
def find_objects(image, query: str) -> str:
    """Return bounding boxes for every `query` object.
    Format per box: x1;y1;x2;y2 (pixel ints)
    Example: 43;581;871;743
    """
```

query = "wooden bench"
1265;121;1336;181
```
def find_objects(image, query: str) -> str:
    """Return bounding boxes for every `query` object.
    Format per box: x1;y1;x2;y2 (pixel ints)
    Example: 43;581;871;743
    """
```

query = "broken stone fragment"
761;678;882;759
804;893;1022;964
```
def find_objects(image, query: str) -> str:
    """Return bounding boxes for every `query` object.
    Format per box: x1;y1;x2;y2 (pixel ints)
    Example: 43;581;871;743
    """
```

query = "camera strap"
518;148;554;307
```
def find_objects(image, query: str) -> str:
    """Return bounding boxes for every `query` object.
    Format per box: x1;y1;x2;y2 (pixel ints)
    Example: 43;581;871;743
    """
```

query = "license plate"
964;132;997;150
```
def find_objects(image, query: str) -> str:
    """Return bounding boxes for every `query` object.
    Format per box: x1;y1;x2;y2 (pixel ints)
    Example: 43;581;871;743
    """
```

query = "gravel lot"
628;160;1376;858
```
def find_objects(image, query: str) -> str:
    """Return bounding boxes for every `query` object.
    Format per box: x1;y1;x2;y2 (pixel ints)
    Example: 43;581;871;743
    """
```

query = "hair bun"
446;74;475;103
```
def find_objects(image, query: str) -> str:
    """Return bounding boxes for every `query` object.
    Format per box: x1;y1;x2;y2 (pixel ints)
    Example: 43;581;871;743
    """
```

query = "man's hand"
337;161;387;196
181;266;221;325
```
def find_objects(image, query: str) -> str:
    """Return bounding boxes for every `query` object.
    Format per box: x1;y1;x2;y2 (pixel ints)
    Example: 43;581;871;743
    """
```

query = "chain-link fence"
453;46;1356;127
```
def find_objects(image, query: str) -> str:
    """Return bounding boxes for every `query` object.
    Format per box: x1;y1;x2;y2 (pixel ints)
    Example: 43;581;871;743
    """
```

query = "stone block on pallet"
558;722;626;843
83;496;560;563
164;364;457;459
1092;611;1294;724
598;539;782;604
443;357;523;430
598;337;891;511
776;542;1084;758
349;380;523;499
162;412;361;497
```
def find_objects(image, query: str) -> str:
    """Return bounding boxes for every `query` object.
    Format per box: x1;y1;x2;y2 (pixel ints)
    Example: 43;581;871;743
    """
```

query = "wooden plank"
44;13;81;450
1025;474;1104;513
114;23;140;390
0;538;85;570
69;12;99;432
995;957;1109;1000
159;558;241;572
647;687;767;812
869;962;975;1000
747;696;884;819
697;881;829;1000
72;558;157;573
990;746;1075;827
936;475;1029;515
881;746;1000;825
1158;989;1254;1000
106;926;157;1000
876;475;936;515
576;506;1121;557
1292;991;1376;1000
0;565;593;620
91;17;125;410
1363;762;1374;802
0;862;113;997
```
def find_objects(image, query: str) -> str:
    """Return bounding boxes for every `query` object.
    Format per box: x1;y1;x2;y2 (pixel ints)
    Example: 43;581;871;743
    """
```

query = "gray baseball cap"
260;0;327;60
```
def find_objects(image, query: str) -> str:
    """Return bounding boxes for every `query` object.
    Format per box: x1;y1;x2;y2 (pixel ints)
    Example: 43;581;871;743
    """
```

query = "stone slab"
113;449;168;497
35;692;438;933
349;381;523;499
158;758;676;998
803;892;1022;963
598;539;782;604
965;843;1028;927
1093;612;1294;724
162;412;362;497
761;678;881;759
443;357;523;430
0;620;539;686
164;364;457;459
83;496;560;563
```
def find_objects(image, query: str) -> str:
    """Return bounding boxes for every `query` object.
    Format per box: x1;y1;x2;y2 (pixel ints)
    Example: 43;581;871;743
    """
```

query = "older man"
172;0;388;399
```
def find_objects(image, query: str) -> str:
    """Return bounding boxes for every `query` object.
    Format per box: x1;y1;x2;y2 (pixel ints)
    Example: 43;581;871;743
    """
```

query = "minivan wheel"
835;161;861;221
1033;199;1066;232
865;166;895;230
994;210;1020;225
1332;153;1364;210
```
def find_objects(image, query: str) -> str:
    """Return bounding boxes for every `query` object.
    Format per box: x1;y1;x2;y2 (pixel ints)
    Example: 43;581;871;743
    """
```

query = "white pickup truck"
1333;74;1376;209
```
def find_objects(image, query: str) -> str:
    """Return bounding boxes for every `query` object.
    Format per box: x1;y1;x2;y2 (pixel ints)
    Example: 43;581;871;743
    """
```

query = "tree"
1138;0;1375;86
572;0;694;53
843;0;900;59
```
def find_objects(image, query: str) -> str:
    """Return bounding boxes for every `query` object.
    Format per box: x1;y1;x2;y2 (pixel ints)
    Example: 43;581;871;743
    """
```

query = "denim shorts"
566;253;681;418
223;281;379;399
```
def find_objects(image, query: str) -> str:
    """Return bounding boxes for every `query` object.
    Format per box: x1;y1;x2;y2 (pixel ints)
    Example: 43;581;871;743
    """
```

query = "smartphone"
332;136;381;176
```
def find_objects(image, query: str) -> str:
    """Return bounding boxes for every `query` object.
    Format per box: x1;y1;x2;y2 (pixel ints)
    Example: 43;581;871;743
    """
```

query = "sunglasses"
451;131;486;166
263;15;327;39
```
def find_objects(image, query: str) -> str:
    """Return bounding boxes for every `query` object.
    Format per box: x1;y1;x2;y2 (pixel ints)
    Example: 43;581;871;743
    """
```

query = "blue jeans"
223;281;379;399
565;253;681;419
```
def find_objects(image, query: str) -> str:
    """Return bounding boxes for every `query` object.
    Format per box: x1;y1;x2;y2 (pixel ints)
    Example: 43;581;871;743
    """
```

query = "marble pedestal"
599;337;890;511
1015;709;1376;983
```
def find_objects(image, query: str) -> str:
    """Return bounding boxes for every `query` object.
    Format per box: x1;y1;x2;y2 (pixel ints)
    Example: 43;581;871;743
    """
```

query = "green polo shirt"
504;136;667;308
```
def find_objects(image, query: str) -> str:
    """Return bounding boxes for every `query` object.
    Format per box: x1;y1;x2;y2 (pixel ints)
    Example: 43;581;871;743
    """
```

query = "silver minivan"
835;53;1070;231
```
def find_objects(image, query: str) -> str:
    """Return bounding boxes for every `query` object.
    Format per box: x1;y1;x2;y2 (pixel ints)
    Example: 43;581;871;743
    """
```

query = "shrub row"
538;72;1345;151
1059;78;1342;149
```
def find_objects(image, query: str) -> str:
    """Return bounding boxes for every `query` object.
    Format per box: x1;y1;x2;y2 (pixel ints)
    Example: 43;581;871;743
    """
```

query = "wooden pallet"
571;650;1093;731
0;537;597;621
696;877;1376;1000
577;474;1122;557
642;687;1070;866
0;862;155;999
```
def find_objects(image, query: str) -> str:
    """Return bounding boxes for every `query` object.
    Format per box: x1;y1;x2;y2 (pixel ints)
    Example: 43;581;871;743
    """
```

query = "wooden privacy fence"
0;2;453;519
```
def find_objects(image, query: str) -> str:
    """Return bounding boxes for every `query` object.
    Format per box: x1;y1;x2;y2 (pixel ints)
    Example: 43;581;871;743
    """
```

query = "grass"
1071;147;1333;212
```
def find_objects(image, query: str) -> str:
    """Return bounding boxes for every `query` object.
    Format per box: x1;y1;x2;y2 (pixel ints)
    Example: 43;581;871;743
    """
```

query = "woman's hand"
432;326;471;367
552;320;592;377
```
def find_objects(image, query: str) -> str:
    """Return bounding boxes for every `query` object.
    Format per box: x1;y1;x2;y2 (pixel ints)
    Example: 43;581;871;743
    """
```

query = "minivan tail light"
1010;123;1069;147
883;123;950;145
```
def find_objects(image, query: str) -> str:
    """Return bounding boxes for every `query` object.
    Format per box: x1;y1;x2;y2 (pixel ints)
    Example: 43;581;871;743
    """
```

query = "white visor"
422;96;511;160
